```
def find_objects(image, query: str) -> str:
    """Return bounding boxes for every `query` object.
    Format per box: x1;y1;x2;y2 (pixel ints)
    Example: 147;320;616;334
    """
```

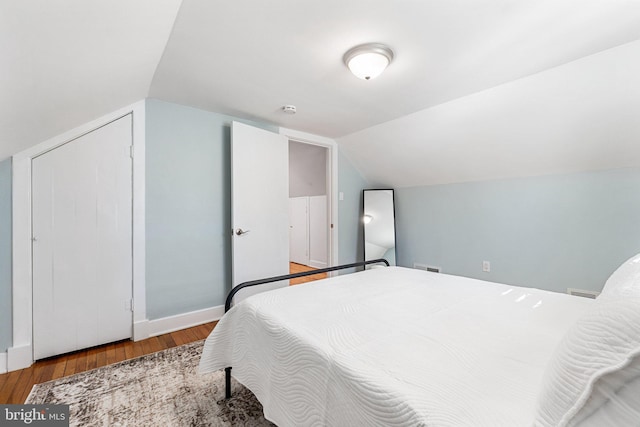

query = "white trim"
0;352;6;374
133;320;150;342
7;344;31;372
10;100;146;371
279;127;339;271
308;260;328;269
146;306;224;338
131;102;147;338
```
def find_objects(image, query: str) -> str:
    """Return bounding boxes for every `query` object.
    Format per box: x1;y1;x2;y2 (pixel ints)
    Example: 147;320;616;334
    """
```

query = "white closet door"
32;115;133;360
309;195;328;268
289;197;309;265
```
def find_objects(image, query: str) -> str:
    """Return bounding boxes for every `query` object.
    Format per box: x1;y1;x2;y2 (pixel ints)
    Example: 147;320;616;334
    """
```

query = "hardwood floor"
0;321;217;404
0;264;323;404
289;262;327;285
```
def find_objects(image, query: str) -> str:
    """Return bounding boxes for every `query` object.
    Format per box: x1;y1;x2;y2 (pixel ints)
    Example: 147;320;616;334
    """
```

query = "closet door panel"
32;115;133;360
289;197;309;265
309;195;328;268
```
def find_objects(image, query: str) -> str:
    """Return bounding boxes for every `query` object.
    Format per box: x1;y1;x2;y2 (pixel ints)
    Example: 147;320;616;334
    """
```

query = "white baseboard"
133;320;150;342
3;307;223;372
147;305;224;338
309;260;328;269
7;344;32;372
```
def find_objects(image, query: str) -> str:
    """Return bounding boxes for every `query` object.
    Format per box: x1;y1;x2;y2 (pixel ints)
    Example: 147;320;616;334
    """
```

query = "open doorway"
288;140;329;284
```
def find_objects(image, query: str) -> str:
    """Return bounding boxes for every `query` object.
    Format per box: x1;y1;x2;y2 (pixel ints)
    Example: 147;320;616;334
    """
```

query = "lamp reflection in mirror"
363;189;396;266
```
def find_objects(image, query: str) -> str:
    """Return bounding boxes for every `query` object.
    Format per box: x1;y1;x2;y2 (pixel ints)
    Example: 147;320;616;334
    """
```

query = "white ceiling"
340;40;640;187
0;0;181;160
3;0;640;186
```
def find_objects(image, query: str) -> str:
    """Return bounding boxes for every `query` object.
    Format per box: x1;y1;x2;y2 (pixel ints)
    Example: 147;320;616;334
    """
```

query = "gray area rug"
26;341;274;426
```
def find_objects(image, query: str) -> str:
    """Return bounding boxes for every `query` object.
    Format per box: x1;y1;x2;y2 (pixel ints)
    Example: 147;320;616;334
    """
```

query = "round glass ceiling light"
343;43;394;80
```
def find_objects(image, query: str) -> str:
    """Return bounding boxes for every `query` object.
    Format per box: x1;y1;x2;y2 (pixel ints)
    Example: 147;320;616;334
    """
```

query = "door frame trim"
9;100;146;371
279;128;338;270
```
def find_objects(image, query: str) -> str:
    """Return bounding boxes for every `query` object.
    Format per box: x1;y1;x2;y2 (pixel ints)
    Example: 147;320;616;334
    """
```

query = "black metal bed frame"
223;258;390;398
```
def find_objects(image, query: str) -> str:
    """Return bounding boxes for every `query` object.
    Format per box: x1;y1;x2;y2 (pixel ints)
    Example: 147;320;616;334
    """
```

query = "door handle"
235;228;250;236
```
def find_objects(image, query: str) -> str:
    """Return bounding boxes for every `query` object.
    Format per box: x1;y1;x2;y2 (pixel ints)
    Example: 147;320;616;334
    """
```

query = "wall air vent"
567;288;600;299
414;263;440;273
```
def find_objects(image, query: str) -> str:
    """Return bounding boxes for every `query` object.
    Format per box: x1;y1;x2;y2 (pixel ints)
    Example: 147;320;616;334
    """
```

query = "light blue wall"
145;99;278;319
338;150;370;268
146;100;366;316
0;158;12;353
396;168;640;293
0;99;372;349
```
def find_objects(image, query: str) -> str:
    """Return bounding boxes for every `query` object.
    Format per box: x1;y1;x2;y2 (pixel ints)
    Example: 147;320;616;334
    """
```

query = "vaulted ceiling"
3;0;640;186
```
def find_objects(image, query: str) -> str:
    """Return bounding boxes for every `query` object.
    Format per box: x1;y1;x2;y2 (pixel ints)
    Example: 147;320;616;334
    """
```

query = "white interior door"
32;115;133;360
289;197;309;265
231;122;289;302
309;195;328;268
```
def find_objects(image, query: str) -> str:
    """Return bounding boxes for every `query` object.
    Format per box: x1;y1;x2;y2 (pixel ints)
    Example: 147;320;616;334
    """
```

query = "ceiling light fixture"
343;43;394;80
363;214;373;224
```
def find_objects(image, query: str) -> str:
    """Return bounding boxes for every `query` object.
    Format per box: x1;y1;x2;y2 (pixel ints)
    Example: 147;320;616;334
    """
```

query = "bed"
199;256;640;426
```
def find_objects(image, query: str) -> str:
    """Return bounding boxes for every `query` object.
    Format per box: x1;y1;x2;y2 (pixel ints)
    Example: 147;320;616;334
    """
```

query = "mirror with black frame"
363;189;396;266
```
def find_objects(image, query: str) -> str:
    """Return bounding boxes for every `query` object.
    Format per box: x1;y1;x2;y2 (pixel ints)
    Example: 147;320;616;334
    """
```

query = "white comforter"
199;267;593;426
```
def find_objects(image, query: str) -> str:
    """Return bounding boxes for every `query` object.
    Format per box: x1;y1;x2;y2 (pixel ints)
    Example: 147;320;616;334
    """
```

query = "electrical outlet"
482;261;490;272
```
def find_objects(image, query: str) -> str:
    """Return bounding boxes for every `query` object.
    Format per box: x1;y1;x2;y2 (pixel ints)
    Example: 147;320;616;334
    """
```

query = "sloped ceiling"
339;40;640;187
0;0;182;160
3;0;640;187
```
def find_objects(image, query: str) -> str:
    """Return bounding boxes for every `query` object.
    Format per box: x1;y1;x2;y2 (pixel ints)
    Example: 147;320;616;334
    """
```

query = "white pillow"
600;252;640;298
534;254;640;427
569;356;640;426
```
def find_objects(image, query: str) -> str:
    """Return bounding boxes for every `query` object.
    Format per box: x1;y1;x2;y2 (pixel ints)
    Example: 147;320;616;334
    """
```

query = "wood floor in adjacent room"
0;322;217;404
289;262;327;285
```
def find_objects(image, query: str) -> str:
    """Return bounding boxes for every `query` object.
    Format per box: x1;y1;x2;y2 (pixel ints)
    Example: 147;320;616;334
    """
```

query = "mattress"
199;266;593;426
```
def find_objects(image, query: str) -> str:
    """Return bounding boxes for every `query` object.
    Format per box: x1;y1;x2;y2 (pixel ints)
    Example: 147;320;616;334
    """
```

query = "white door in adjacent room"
308;195;328;268
231;122;289;302
32;115;133;360
289;197;309;266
